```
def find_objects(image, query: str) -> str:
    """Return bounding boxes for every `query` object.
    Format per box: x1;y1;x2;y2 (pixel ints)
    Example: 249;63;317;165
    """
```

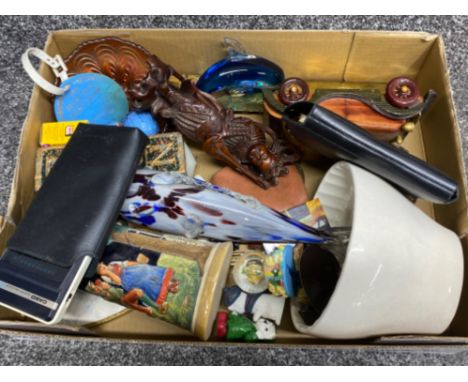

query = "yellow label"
40;121;88;147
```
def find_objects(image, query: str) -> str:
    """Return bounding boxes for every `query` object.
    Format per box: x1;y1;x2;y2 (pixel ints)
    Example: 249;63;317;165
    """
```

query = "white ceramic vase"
291;161;464;339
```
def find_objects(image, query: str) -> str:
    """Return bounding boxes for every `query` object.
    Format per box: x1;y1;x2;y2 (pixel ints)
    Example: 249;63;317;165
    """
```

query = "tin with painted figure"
85;224;232;340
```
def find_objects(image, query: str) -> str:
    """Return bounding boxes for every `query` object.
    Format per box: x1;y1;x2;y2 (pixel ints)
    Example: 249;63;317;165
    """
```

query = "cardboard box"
0;29;467;346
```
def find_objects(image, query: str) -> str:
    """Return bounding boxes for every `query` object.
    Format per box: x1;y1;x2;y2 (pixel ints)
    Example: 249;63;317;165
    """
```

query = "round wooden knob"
278;77;310;105
385;77;420;108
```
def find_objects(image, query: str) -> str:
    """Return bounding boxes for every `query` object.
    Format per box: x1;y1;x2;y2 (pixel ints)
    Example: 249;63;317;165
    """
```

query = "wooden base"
318;98;405;141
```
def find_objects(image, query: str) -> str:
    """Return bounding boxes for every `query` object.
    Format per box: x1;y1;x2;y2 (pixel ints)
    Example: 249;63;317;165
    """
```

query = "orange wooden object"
211;165;308;212
318;98;405;141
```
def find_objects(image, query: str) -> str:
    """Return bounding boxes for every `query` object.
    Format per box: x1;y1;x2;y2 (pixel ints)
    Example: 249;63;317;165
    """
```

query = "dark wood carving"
129;55;298;189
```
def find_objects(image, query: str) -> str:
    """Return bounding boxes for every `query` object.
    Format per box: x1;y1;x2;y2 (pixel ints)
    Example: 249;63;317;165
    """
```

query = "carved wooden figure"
129;55;297;189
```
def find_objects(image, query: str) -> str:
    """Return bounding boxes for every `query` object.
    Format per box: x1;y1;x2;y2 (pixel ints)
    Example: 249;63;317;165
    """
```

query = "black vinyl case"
0;124;148;323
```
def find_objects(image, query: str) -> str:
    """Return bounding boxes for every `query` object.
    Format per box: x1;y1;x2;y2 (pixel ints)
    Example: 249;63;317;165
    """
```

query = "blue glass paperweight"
196;38;284;94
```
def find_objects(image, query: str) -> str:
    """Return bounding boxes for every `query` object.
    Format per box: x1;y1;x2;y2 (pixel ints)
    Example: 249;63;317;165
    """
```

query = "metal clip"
50;54;69;82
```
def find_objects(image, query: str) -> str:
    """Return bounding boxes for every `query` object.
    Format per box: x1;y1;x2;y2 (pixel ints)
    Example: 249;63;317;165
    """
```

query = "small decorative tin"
34;132;195;192
35;146;65;191
85;224;232;340
143;133;187;173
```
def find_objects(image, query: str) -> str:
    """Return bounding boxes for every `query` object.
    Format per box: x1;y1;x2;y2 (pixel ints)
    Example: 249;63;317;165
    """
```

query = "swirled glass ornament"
121;169;328;243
